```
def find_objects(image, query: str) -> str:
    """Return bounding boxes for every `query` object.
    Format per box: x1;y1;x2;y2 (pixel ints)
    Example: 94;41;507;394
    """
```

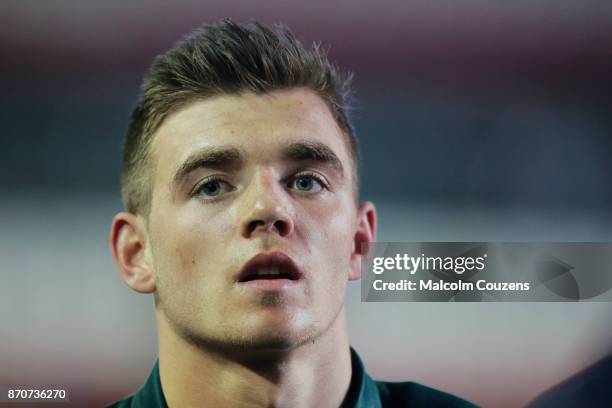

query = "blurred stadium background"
2;1;612;407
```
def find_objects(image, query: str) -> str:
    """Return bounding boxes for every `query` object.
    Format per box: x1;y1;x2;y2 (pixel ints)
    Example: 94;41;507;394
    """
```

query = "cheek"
151;223;225;312
304;198;356;270
174;240;199;276
150;209;214;281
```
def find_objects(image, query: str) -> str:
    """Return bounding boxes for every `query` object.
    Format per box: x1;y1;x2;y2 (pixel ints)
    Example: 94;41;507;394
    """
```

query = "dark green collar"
344;347;382;408
112;348;381;408
128;358;167;407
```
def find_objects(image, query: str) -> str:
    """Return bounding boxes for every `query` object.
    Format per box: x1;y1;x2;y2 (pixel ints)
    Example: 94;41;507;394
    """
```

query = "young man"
109;20;476;407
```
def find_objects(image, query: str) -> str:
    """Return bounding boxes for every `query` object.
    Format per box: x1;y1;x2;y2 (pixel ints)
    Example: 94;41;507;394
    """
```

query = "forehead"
150;88;351;183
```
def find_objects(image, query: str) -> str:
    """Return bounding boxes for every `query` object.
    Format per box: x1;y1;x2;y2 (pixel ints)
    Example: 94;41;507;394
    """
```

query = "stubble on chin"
158;298;322;357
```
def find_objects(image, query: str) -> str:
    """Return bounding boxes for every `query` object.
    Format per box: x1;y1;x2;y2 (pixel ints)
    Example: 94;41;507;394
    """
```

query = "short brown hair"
121;19;358;215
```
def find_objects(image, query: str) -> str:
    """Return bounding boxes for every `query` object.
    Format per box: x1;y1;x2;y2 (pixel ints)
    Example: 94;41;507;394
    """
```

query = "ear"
349;201;377;281
109;212;156;293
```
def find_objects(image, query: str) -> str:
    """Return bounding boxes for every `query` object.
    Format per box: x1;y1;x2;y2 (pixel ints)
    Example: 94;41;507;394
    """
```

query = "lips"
237;252;303;283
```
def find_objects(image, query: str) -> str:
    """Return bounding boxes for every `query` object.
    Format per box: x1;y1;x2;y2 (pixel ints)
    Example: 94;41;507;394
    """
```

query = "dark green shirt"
107;348;477;407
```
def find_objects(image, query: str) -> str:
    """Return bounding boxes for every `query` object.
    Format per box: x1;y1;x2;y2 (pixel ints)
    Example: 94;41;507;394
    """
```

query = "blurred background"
2;1;612;407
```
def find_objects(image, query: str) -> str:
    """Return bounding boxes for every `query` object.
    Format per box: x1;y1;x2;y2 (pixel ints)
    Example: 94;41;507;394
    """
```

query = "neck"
157;309;352;408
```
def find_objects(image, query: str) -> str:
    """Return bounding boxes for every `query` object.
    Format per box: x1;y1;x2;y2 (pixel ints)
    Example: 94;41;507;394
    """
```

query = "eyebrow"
173;146;243;186
284;141;344;176
172;141;344;187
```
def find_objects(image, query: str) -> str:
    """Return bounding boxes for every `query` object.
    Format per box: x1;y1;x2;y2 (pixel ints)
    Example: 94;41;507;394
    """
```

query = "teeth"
256;267;280;275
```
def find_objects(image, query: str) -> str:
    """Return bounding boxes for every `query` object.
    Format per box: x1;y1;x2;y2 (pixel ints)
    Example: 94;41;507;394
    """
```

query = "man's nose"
240;170;294;239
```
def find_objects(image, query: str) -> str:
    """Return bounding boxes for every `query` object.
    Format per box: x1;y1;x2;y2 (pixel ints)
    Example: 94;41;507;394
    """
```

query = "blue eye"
194;177;231;198
291;174;324;193
200;180;221;196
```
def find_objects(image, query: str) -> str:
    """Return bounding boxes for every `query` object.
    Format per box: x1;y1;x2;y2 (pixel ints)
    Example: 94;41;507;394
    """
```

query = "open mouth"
237;252;302;283
240;267;297;282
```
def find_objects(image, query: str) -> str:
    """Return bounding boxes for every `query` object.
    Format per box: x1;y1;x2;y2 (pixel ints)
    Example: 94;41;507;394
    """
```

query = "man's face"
145;88;360;350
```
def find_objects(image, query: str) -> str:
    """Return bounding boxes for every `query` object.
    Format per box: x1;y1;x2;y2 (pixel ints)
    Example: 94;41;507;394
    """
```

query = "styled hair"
121;19;358;214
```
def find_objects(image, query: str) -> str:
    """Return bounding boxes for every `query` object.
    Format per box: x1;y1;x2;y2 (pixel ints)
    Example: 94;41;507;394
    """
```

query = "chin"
238;335;299;352
185;328;312;356
225;317;319;354
239;317;312;348
169;305;318;353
